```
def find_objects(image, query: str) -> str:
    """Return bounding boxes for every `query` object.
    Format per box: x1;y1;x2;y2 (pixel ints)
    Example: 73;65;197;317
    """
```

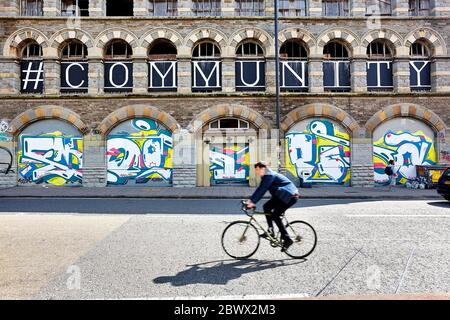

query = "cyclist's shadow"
153;258;305;286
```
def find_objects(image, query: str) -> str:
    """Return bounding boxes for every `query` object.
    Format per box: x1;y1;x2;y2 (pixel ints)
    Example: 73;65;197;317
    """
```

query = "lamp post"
274;0;281;131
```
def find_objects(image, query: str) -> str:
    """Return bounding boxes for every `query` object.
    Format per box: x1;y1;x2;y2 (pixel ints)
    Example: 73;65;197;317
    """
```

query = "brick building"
0;0;449;188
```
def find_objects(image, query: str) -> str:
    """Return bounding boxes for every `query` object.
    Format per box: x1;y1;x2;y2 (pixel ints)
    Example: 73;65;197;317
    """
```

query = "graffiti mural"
209;144;250;184
18;131;83;185
0;120;11;142
373;130;437;184
286;119;351;185
107;118;173;186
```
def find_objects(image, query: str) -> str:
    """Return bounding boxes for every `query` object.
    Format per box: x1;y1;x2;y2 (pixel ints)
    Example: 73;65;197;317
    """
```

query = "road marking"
123;293;310;300
395;246;416;294
346;214;450;218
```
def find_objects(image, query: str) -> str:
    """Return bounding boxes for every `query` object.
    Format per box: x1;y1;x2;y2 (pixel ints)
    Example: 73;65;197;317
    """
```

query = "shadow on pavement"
426;201;450;209
152;258;305;286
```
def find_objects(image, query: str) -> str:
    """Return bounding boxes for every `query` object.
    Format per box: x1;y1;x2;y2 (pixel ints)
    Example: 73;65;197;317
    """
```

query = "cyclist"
246;161;299;252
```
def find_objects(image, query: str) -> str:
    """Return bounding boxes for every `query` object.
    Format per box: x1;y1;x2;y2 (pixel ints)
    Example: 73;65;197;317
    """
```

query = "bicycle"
221;200;317;259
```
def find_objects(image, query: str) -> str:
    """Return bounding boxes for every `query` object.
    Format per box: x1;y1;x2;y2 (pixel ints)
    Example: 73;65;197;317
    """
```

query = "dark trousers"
263;196;297;240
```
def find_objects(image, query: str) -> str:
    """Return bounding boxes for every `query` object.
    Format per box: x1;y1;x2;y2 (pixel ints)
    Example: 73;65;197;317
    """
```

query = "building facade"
0;0;449;188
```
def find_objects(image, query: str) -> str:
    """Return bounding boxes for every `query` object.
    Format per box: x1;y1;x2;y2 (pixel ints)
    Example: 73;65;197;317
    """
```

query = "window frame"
192;0;221;16
192;41;221;59
278;0;307;17
104;40;133;60
20;0;44;16
148;0;178;16
322;0;350;17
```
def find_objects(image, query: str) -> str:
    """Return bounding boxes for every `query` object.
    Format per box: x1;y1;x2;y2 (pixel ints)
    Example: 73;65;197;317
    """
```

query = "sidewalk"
0;185;443;199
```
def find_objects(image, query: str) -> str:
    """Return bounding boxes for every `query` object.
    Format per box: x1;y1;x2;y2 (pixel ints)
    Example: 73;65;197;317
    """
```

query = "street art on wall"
106;118;173;186
285;119;351;185
209;144;250;184
0;120;11;141
373;129;436;184
18;131;83;185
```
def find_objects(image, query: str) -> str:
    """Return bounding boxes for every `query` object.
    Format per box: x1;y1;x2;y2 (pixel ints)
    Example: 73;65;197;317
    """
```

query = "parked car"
437;168;450;201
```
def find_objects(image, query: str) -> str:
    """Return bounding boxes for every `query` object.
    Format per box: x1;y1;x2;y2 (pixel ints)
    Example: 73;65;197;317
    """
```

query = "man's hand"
246;200;256;208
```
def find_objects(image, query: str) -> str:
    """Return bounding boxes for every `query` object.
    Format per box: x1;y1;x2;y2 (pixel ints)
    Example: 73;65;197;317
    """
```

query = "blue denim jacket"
250;168;298;204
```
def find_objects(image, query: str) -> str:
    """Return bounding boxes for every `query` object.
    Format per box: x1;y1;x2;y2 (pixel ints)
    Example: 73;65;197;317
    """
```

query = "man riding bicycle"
246;161;300;252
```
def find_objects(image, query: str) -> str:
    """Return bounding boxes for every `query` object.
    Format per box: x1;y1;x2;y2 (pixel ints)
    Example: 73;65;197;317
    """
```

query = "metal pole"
274;0;280;131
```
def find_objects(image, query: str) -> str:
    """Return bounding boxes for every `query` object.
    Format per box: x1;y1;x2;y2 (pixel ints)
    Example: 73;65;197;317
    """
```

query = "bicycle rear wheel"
283;220;317;259
221;221;260;259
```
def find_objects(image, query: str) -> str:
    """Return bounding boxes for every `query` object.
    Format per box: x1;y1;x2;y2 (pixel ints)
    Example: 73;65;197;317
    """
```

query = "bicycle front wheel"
284;220;317;259
221;221;260;259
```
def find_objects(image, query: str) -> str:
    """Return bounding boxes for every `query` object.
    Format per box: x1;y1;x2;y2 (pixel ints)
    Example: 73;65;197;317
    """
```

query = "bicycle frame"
240;203;298;246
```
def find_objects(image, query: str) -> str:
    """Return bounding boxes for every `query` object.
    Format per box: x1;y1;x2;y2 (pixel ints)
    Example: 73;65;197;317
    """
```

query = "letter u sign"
235;60;265;91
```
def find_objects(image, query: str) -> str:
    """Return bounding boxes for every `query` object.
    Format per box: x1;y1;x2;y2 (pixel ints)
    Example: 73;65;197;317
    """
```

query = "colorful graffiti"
0;120;11;141
209;144;250;184
286;119;351;184
373;130;436;184
106;118;173;186
18;132;83;185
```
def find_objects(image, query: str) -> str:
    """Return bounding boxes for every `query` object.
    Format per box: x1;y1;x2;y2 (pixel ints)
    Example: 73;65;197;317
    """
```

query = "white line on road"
346;214;450;218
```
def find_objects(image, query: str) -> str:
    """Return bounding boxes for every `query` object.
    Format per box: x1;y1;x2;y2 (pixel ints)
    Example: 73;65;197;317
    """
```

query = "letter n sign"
61;62;88;93
410;60;431;91
235;60;265;91
104;61;133;92
192;61;221;92
280;61;308;91
21;60;44;93
149;61;177;91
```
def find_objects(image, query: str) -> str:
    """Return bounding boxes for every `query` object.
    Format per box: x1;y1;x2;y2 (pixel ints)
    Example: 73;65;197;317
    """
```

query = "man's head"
254;161;268;177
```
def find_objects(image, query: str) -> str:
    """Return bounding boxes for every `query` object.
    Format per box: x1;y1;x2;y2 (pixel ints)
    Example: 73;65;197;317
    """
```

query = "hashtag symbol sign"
22;61;44;91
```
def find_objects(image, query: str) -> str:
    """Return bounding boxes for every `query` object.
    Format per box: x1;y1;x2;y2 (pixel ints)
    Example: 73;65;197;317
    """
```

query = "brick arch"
278;28;316;55
94;28;139;52
184;28;228;55
49;29;95;53
98;105;180;135
404;27;447;56
140;28;183;51
365;103;447;135
229;28;274;57
316;28;359;56
360;28;403;56
3;27;49;57
187;104;271;132
281;103;360;136
9;105;88;135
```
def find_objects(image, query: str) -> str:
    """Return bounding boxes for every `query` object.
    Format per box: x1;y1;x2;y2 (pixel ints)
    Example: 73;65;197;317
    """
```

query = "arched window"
104;40;133;93
60;40;88;93
148;40;178;92
409;41;431;91
366;40;393;91
280;40;308;92
323;41;350;92
20;41;44;93
61;40;88;60
236;41;264;58
192;41;221;92
192;41;221;59
21;42;42;59
105;40;133;59
366;0;391;15
235;41;265;92
209;118;249;129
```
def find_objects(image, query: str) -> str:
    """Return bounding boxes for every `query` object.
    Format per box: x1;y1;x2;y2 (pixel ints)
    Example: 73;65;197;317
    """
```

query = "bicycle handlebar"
240;200;255;216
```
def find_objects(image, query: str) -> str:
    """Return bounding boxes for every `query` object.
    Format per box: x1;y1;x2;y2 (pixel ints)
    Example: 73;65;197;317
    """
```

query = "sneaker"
281;238;294;252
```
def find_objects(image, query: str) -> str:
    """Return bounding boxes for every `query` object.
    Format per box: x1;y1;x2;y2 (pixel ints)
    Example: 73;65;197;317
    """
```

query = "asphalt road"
0;199;449;299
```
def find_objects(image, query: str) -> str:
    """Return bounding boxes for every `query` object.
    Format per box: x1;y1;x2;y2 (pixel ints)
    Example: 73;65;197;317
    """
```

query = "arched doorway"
373;117;437;185
285;118;351;186
106;118;173;186
17;119;83;186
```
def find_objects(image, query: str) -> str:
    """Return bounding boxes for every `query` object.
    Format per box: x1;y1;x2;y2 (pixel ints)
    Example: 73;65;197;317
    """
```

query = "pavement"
0;185;443;199
0;198;449;299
